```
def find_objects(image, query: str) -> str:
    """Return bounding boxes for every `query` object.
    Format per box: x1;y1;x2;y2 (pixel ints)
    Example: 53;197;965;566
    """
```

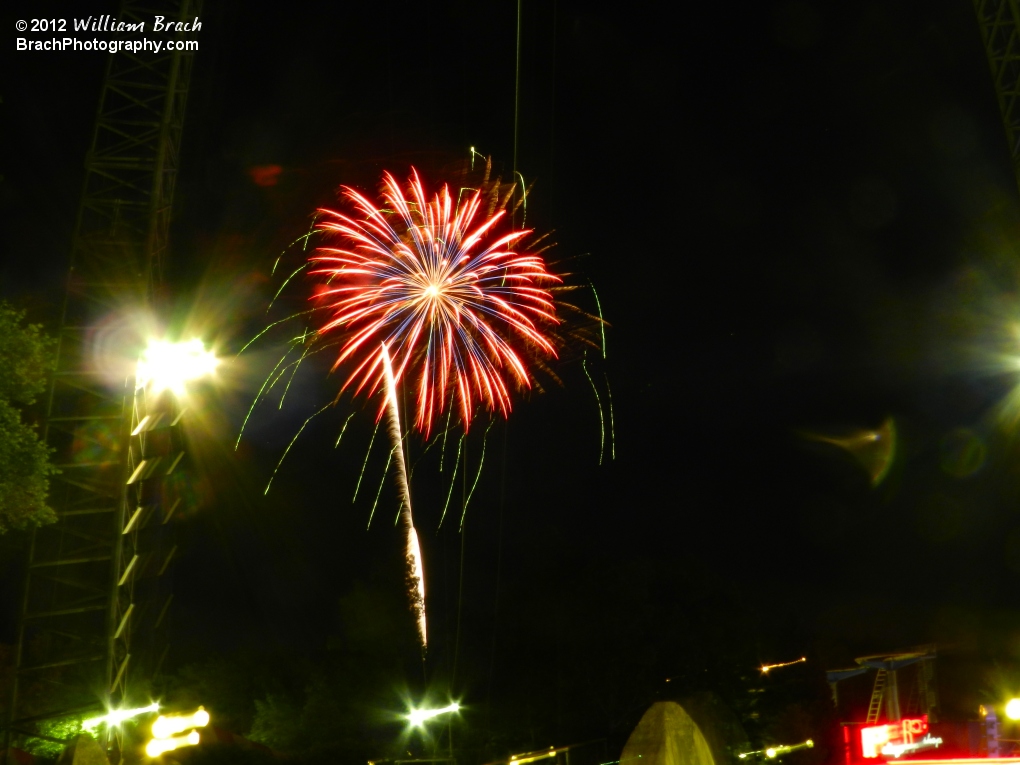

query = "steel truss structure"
975;0;1020;194
4;0;200;756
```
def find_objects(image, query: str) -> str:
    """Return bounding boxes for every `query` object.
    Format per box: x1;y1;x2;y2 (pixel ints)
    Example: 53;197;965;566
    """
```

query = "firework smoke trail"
407;525;426;644
382;343;414;515
382;343;427;648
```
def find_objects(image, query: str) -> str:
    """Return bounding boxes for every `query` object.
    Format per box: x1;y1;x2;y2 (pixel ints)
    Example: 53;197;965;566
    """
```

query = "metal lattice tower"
4;0;200;753
974;0;1020;195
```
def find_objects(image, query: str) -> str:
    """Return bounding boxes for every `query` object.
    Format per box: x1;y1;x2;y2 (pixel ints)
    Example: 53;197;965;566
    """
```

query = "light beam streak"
604;370;615;460
367;449;393;530
264;402;332;495
439;403;454;472
237;346;295;450
459;420;493;530
82;703;159;732
353;420;381;503
438;434;463;529
590;281;607;358
582;351;605;464
236;307;319;357
760;656;806;674
335;412;355;448
267;263;309;314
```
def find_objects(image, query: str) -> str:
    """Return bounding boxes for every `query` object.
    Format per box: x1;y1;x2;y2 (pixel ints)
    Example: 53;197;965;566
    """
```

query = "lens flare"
801;417;896;486
309;168;561;435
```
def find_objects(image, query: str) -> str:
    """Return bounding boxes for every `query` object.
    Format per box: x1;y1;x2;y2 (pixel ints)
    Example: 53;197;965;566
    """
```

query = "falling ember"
310;168;561;435
760;657;807;674
382;344;427;648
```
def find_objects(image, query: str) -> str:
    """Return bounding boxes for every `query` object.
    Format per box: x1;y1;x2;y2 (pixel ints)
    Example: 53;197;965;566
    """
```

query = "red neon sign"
861;717;928;758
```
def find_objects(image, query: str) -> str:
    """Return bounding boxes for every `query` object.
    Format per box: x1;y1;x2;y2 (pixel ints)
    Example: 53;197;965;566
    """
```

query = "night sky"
6;0;1020;757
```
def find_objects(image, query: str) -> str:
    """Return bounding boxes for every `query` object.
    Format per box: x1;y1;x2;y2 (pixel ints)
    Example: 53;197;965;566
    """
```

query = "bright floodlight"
1006;698;1020;720
137;338;218;396
152;707;210;739
407;702;460;727
82;702;160;732
145;729;200;758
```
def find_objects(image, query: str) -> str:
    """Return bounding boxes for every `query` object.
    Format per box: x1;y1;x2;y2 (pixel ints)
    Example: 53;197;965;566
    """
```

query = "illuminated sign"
860;718;942;759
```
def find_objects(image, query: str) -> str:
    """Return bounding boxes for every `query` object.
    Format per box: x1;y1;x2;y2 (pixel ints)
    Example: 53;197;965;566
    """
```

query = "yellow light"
145;730;200;757
1006;699;1020;720
407;702;460;727
424;284;440;299
137;338;218;396
151;707;211;739
82;702;160;732
747;740;814;761
510;752;558;765
760;657;807;675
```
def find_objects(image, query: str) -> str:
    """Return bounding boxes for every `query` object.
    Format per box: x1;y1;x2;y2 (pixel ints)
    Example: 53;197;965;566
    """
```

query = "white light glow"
82;702;160;732
1007;699;1020;721
137;338;218;396
407;702;460;727
145;729;200;757
151;707;210;739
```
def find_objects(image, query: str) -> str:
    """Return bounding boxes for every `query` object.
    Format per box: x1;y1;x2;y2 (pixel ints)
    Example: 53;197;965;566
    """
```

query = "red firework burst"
309;168;560;434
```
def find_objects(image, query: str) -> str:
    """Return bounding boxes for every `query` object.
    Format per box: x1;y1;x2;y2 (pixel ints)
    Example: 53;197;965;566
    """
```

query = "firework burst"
309;168;561;435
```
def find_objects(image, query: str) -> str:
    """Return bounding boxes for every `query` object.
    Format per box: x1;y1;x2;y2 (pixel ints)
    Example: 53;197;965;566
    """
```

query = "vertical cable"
513;0;523;220
487;0;524;737
451;442;467;687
